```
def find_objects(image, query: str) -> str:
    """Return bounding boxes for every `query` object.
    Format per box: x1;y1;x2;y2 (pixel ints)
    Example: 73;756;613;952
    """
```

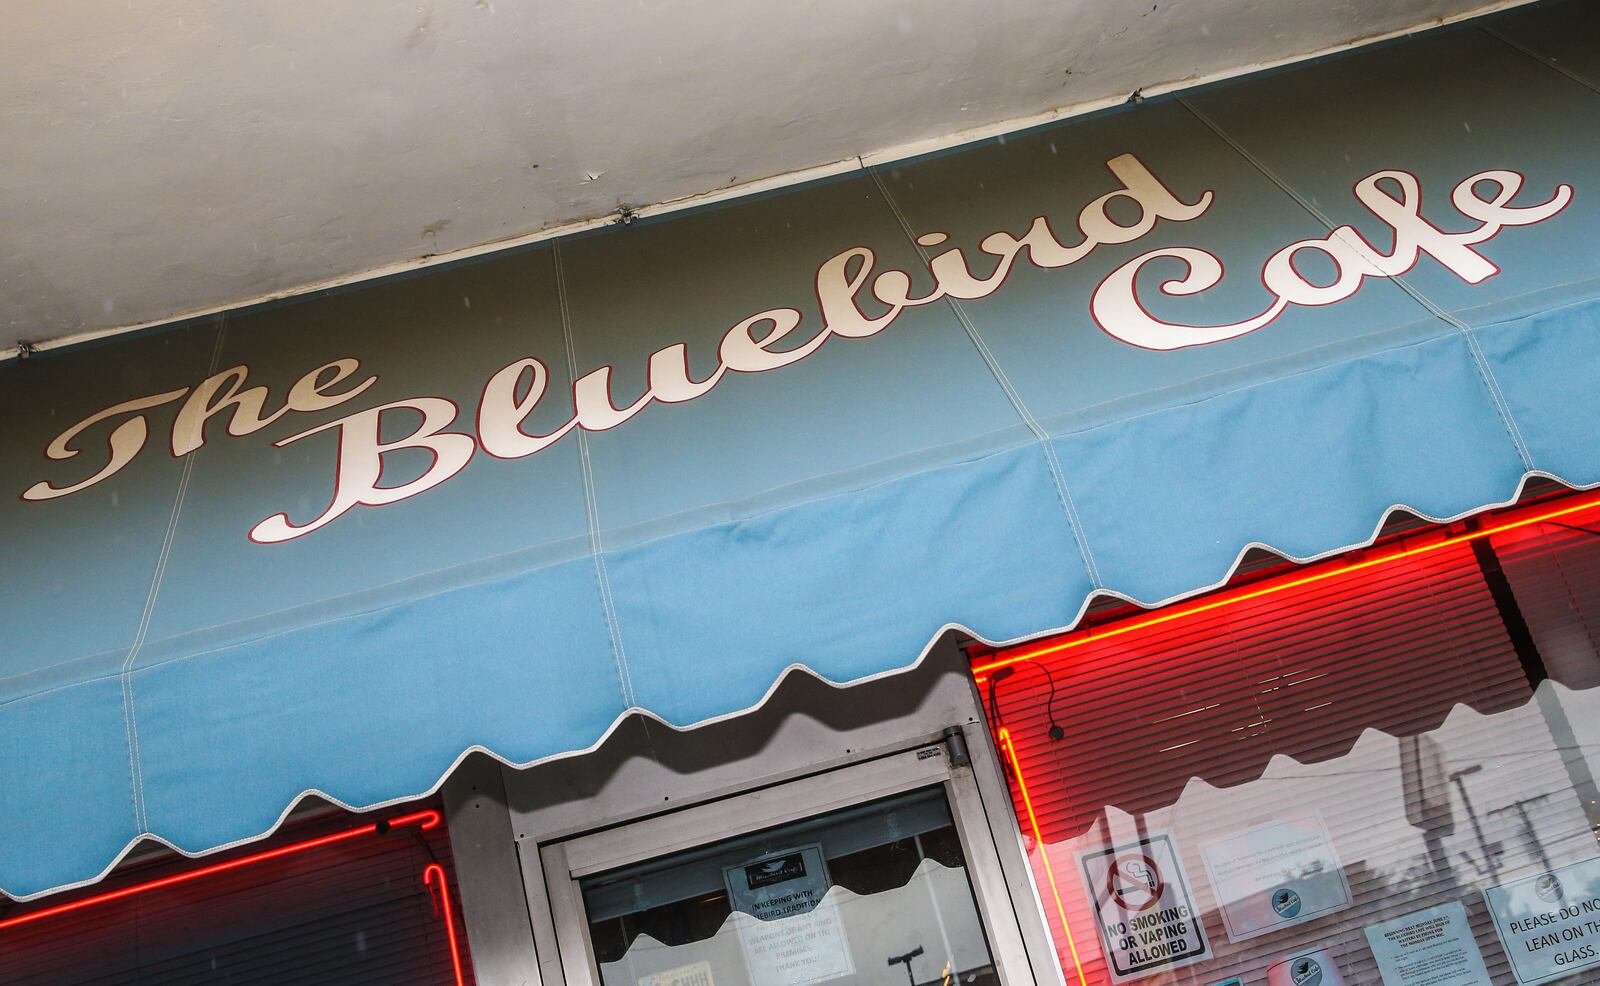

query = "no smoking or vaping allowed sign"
1078;833;1212;982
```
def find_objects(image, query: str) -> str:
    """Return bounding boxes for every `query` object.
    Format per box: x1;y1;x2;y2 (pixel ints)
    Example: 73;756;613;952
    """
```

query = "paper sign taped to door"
1199;813;1351;942
723;844;853;986
1364;901;1490;986
639;961;715;986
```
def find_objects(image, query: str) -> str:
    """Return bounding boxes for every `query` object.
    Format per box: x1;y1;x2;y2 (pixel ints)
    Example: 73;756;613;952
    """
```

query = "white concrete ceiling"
2;0;1521;354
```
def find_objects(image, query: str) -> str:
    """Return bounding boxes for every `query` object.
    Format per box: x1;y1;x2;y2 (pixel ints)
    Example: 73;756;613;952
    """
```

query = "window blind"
0;806;473;986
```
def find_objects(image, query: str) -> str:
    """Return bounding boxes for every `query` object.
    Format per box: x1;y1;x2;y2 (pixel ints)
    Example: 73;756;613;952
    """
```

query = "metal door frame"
446;644;1066;986
538;741;1036;986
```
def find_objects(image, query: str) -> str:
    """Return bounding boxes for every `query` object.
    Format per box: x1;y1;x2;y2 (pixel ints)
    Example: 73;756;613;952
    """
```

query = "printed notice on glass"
1079;832;1211;982
723;844;853;986
1266;948;1348;986
1484;857;1600;985
639;962;715;986
1199;813;1352;942
1364;902;1490;986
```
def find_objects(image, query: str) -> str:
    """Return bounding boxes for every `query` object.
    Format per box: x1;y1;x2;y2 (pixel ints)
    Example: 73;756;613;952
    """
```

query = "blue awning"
3;0;1599;900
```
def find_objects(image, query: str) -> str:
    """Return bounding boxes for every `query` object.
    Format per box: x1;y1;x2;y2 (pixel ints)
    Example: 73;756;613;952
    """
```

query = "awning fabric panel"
2;0;1599;899
607;441;1094;724
1057;333;1533;603
1479;297;1600;478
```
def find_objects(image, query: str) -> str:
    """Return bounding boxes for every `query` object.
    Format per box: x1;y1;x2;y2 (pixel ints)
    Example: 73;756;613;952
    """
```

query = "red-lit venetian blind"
0;807;474;986
974;495;1600;986
1492;513;1600;691
988;539;1528;845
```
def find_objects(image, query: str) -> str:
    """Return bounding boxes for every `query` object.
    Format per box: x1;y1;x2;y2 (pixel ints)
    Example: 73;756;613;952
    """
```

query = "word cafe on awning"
5;3;1600;985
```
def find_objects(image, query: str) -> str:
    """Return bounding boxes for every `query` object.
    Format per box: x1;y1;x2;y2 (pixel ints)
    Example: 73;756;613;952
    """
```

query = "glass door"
541;743;1039;986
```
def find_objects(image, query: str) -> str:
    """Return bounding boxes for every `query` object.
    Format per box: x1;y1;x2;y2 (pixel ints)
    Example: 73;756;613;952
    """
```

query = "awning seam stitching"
1478;23;1600;96
554;241;638;709
867;163;1106;588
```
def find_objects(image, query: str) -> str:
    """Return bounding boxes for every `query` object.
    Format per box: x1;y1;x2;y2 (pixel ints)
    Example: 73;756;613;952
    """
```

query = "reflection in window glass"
581;788;998;986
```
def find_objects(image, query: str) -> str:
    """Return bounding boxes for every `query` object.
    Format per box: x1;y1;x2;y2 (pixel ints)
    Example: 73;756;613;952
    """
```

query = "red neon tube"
0;809;441;933
425;863;468;986
973;489;1600;679
1000;727;1089;986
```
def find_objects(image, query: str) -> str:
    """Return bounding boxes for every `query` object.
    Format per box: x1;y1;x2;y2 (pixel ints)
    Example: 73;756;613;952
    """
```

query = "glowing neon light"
425;863;468;986
0;808;465;986
0;809;441;932
1000;727;1089;986
973;490;1600;678
0;809;465;979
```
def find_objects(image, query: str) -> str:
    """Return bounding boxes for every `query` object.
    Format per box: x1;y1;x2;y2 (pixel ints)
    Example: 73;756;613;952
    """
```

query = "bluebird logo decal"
1271;887;1302;919
744;853;806;889
1291;956;1323;986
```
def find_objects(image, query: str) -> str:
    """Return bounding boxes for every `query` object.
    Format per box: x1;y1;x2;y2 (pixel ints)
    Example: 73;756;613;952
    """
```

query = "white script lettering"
1091;169;1573;350
21;157;1571;543
249;398;475;543
23;359;376;500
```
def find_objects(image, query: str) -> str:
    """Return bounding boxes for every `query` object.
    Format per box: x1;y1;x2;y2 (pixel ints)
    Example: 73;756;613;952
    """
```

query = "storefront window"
975;491;1600;986
580;788;1000;986
0;807;470;985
